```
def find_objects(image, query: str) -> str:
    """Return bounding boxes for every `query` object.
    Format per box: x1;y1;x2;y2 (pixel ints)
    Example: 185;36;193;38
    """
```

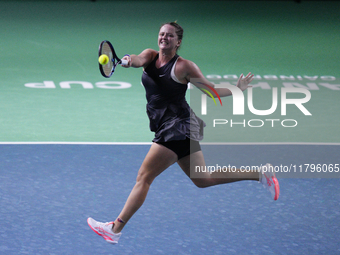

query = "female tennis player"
88;22;280;244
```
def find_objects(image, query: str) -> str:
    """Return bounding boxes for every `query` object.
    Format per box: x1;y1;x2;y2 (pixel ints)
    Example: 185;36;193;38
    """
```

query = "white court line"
0;142;339;145
201;142;340;146
0;142;152;145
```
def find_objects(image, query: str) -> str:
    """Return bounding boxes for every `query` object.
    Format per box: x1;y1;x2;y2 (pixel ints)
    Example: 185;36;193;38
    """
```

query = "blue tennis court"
1;0;339;254
1;144;339;254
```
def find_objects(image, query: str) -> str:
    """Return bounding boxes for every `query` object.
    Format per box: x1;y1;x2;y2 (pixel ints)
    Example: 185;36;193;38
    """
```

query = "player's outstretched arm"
179;59;253;97
121;49;158;68
178;59;231;97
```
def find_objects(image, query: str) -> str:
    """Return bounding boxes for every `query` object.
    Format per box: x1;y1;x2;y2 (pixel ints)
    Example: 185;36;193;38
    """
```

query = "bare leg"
178;150;259;188
112;143;177;233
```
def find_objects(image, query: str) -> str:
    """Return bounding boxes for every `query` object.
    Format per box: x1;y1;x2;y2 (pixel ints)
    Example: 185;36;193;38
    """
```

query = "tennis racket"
98;40;128;78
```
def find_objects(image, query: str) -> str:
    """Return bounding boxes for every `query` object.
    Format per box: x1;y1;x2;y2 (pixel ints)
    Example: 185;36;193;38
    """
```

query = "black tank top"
142;53;205;142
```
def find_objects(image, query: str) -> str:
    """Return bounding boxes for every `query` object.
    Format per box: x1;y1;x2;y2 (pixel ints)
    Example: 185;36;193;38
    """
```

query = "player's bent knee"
191;178;213;188
136;168;155;185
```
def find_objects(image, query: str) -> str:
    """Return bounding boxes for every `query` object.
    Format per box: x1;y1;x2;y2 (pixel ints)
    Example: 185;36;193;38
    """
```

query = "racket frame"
98;40;122;78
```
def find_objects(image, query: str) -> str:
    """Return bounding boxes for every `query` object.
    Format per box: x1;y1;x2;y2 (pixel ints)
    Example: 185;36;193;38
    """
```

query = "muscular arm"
122;49;158;68
176;58;253;98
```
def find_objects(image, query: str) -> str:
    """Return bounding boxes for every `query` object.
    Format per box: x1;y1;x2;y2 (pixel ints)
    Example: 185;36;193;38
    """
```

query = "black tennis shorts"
156;137;201;160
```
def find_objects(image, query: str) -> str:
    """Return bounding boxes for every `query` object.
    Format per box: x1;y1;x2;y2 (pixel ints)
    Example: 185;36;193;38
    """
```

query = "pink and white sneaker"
259;163;280;200
87;217;122;244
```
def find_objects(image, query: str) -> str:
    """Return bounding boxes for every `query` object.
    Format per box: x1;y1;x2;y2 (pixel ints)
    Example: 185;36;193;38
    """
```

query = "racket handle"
121;59;128;66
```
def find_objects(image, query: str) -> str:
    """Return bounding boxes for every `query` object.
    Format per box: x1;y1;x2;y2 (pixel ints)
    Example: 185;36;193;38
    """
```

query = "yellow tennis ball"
98;54;109;65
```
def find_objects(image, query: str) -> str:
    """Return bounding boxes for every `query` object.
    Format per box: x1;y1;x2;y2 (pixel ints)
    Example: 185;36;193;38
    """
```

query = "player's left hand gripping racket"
98;40;128;78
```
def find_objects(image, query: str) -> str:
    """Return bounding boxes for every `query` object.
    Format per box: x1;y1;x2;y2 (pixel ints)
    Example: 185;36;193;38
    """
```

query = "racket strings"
101;42;115;76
